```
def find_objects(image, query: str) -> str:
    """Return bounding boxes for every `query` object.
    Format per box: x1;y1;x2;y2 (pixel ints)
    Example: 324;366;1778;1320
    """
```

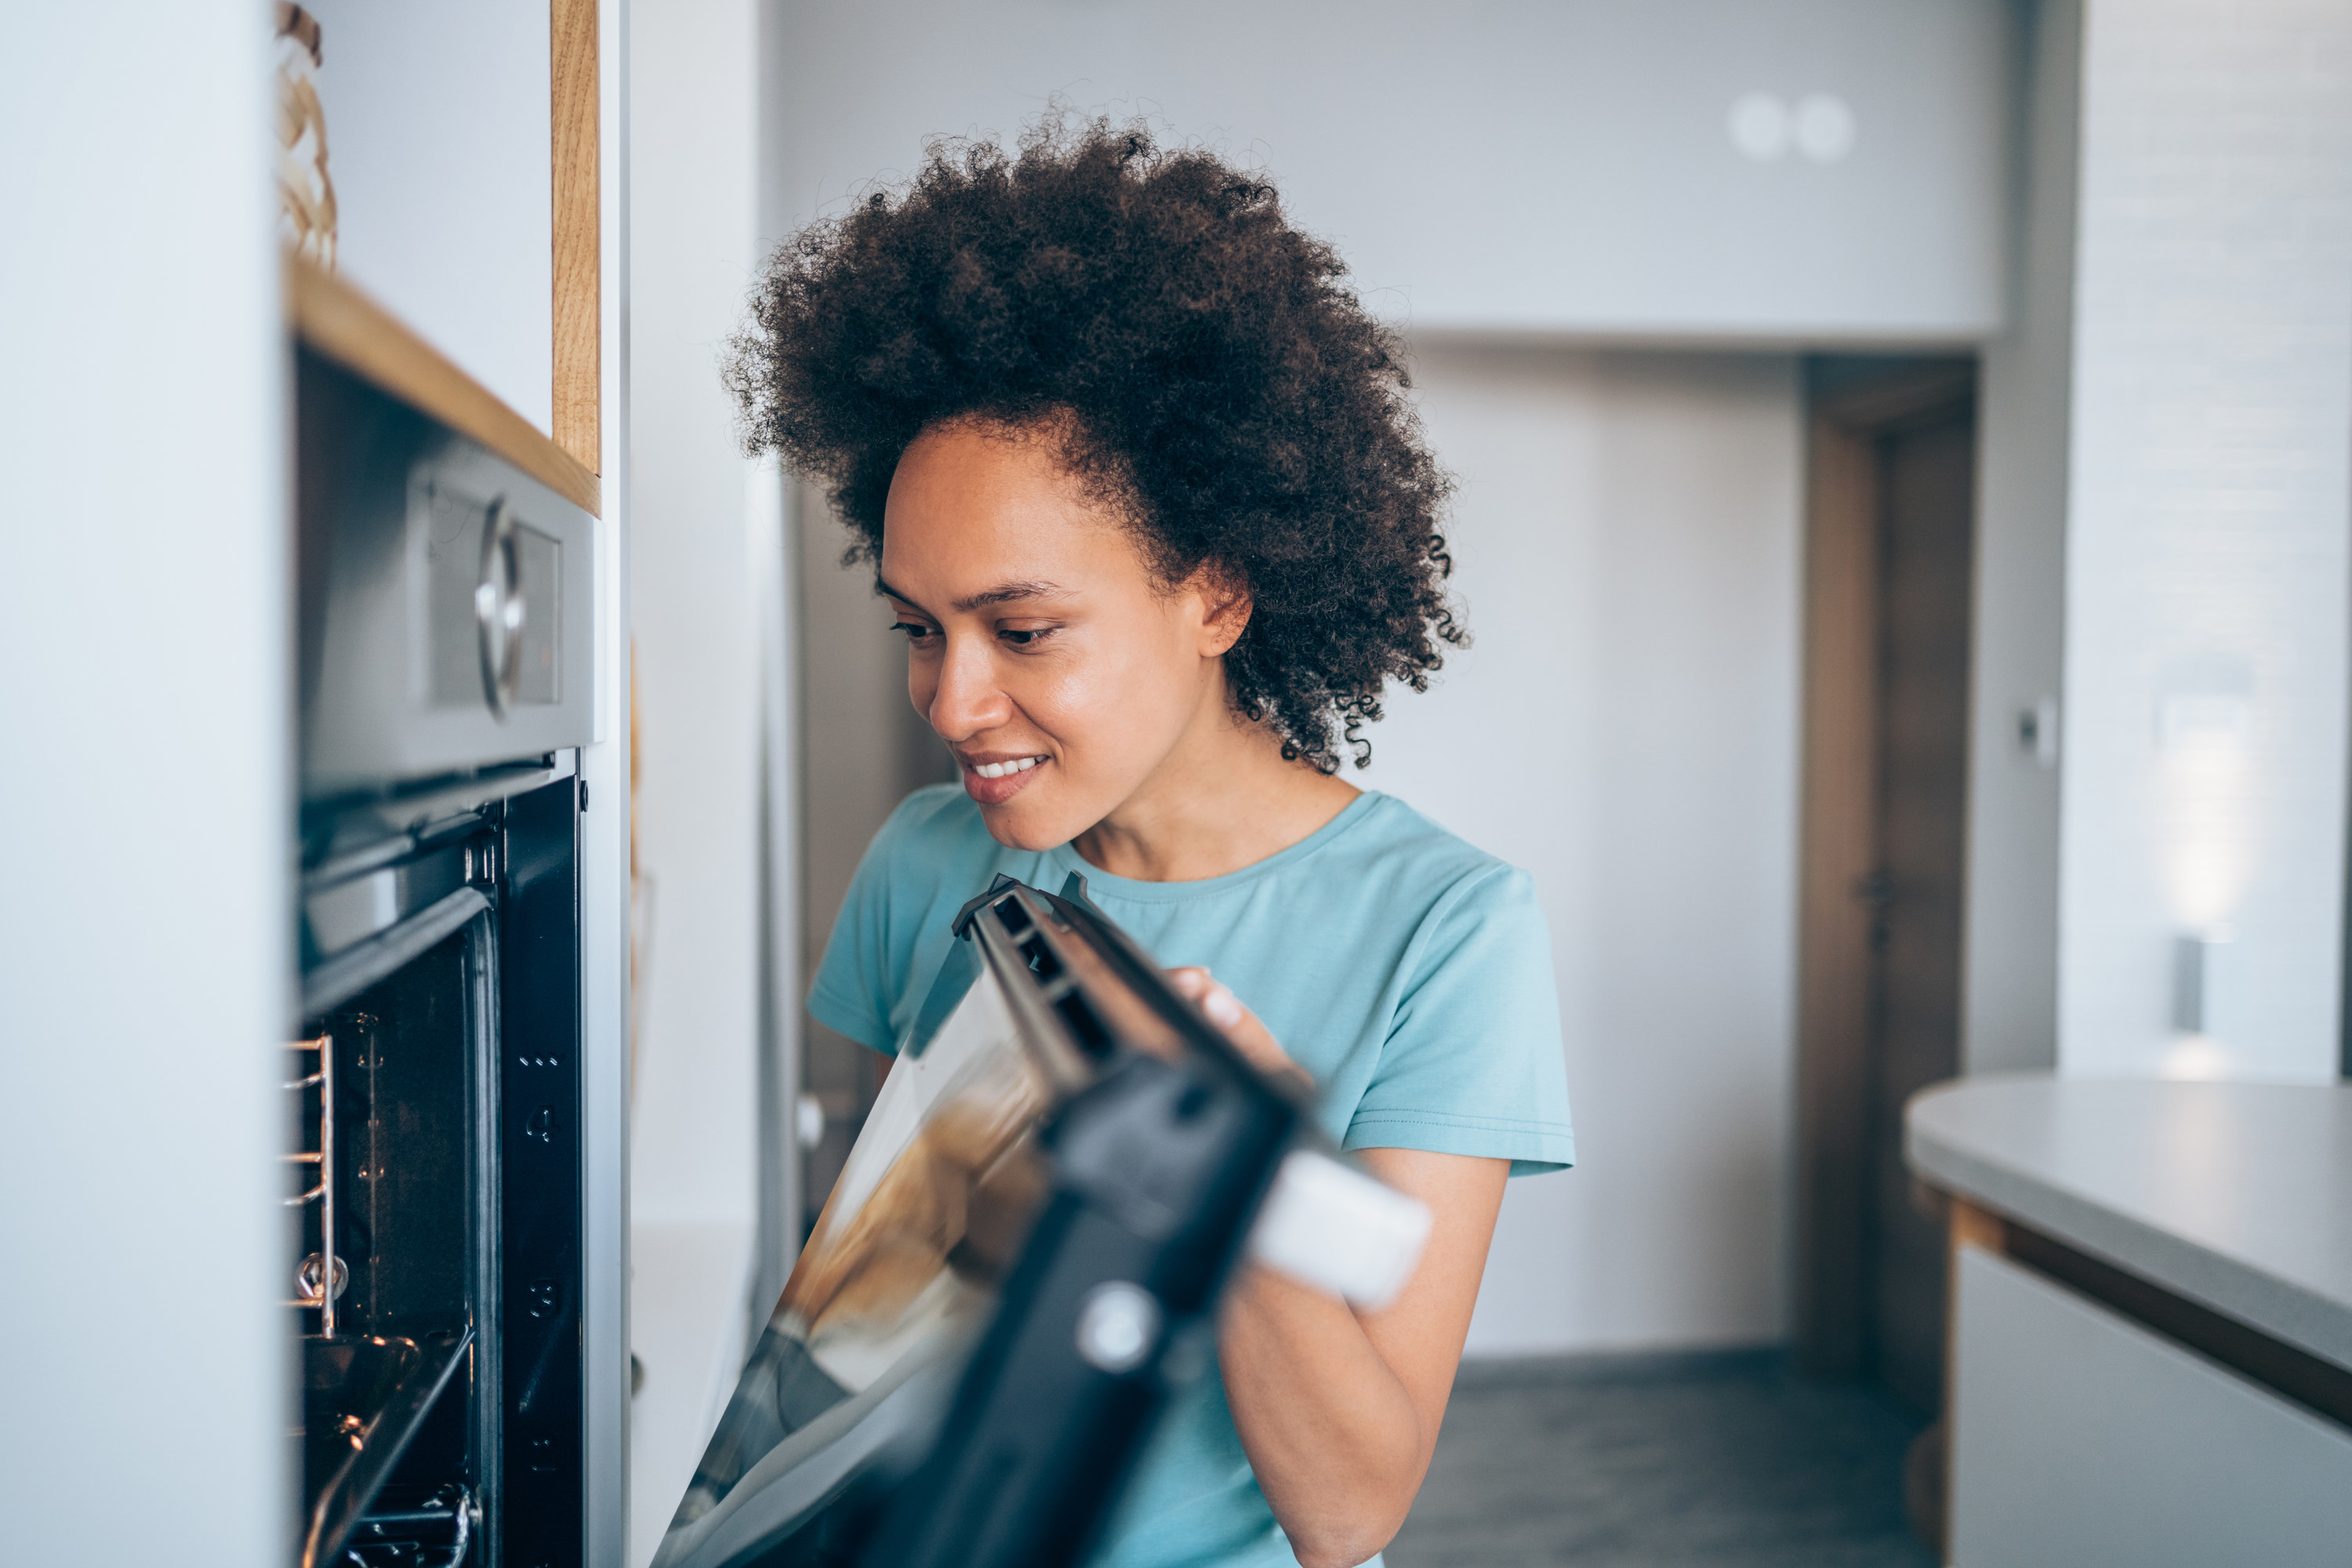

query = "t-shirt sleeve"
806;804;917;1055
1343;866;1575;1177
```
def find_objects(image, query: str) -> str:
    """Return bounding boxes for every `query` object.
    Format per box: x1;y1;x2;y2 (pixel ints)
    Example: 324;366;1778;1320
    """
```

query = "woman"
730;118;1573;1568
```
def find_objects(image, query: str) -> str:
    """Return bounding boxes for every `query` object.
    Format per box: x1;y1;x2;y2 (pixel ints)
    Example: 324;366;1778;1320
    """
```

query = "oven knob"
475;497;527;718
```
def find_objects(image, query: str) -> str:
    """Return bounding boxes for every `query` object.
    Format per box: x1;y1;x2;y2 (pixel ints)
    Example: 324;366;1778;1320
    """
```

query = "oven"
292;339;599;1568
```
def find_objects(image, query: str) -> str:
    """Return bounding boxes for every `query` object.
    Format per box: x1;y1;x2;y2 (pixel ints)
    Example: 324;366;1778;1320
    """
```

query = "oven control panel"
301;347;597;800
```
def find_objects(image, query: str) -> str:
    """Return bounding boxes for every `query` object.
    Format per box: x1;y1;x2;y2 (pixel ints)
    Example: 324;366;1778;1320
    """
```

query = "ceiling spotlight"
1794;94;1857;163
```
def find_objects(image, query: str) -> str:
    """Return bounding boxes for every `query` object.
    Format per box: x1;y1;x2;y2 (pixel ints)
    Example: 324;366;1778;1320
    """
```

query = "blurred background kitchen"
6;2;2350;1566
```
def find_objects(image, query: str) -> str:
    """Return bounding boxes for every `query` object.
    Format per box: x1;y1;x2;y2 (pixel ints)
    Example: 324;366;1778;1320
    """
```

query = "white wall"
626;0;774;1558
2056;0;2352;1083
627;0;762;1233
302;0;556;432
1962;0;2079;1076
1361;347;1806;1354
0;5;288;1563
767;0;2016;342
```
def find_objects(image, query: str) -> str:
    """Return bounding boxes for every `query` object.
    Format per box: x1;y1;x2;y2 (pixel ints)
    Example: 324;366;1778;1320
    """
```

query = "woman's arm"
1168;969;1509;1568
1221;1147;1505;1568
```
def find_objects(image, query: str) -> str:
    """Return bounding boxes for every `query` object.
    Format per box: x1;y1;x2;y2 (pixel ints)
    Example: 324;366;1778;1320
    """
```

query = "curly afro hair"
725;113;1462;771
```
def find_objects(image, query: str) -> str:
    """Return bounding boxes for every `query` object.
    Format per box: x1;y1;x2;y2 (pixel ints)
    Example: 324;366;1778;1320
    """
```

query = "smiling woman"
727;114;1462;777
876;416;1311;872
728;114;1574;1568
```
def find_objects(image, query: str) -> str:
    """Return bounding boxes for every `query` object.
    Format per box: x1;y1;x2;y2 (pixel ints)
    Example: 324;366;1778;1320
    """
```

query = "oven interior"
289;777;583;1568
291;919;488;1567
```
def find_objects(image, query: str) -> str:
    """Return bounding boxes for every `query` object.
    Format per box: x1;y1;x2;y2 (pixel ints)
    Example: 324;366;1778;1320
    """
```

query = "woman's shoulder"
1342;792;1534;906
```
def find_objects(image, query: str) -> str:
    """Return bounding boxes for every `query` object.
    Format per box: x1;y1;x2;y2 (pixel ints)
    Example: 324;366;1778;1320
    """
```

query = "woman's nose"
924;633;1011;740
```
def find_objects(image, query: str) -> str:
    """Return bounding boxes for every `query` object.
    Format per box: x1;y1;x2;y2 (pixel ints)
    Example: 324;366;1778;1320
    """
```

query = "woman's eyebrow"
875;575;1067;614
954;579;1067;612
873;575;935;616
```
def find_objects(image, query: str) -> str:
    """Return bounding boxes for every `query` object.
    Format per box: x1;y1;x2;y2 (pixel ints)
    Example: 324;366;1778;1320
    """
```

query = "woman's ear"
1188;564;1253;658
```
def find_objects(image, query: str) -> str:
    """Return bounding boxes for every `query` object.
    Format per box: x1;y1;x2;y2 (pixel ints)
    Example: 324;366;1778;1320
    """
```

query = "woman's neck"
1073;684;1360;884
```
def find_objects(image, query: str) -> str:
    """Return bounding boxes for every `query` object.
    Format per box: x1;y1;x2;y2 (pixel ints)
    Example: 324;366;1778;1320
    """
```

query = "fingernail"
1205;988;1243;1027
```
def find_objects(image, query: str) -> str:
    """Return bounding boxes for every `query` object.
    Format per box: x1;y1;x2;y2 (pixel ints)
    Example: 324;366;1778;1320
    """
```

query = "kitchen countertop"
1906;1074;2352;1373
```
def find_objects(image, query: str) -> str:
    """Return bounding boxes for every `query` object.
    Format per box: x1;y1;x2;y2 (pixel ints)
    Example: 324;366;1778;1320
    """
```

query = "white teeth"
971;757;1044;779
1014;757;1038;771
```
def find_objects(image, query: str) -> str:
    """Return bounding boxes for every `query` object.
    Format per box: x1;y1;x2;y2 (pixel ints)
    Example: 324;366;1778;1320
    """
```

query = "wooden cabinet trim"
289;253;601;517
550;0;600;474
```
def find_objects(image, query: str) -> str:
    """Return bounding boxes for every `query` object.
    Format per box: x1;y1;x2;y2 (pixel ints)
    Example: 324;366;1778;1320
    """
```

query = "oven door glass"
652;957;1057;1568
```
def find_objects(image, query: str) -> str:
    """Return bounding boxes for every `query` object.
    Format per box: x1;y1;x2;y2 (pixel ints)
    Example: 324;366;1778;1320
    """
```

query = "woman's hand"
1167;966;1508;1568
1167;967;1314;1098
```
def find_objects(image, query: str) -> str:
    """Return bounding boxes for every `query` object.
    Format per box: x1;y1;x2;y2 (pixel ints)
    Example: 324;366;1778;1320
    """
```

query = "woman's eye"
889;621;937;643
998;626;1056;648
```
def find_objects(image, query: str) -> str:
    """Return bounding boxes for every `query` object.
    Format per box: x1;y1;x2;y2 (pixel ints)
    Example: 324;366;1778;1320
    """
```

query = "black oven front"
295;339;597;1568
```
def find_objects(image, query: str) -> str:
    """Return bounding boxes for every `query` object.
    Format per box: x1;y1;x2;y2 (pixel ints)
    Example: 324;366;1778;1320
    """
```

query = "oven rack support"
284;1032;343;1337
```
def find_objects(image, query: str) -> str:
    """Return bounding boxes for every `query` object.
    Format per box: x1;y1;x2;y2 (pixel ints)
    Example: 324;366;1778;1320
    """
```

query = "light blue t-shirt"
808;785;1575;1568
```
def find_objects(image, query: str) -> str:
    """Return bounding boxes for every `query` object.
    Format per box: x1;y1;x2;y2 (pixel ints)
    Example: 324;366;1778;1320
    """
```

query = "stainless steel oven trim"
465;907;504;1568
307;843;473;960
309;755;573;866
304;886;492;1018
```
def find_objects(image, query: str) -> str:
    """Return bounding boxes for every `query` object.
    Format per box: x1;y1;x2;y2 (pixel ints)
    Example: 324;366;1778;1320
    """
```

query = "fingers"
1169;966;1246;1029
1168;967;1306;1091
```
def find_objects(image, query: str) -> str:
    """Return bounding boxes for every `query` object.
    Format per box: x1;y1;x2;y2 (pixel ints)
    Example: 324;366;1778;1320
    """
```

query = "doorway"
1794;358;1979;1413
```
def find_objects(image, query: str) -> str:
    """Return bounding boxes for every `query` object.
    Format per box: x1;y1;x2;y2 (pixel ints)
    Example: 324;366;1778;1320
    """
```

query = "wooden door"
1867;404;1976;1409
1795;359;1978;1410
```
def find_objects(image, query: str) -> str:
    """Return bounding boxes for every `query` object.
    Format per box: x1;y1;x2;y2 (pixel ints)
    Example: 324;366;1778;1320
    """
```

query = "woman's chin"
978;804;1076;853
971;776;1091;853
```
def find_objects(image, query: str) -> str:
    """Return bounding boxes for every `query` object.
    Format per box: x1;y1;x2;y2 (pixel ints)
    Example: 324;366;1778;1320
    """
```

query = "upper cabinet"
279;1;597;466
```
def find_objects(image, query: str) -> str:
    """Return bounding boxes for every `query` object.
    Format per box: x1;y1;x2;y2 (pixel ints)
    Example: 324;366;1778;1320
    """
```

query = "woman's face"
878;419;1243;851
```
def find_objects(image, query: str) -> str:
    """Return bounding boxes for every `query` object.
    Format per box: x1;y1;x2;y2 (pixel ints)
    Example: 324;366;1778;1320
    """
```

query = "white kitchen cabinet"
1950;1244;2352;1567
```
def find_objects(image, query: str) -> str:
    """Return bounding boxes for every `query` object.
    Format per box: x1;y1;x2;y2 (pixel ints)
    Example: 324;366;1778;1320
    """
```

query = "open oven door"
651;875;1433;1568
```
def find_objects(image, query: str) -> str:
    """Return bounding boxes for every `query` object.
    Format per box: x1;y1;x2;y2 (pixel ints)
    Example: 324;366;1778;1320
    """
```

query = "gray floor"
1388;1351;1938;1568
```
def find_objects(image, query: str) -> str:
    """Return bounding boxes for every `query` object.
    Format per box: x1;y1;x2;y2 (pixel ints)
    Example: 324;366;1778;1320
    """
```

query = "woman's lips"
961;756;1049;805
